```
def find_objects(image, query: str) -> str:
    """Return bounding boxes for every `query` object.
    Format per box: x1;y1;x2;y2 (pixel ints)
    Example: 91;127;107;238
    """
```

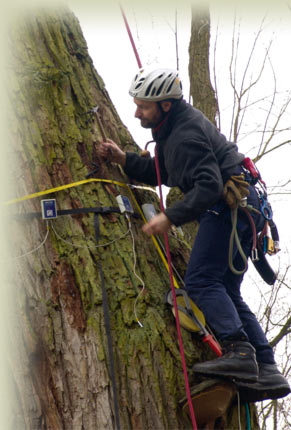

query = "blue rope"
245;403;251;430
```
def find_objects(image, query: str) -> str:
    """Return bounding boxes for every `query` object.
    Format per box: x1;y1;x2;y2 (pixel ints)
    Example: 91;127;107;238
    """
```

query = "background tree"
208;5;291;429
188;5;218;125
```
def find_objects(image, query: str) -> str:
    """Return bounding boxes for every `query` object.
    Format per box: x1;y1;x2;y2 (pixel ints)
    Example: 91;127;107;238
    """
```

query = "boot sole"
193;368;258;383
238;384;291;403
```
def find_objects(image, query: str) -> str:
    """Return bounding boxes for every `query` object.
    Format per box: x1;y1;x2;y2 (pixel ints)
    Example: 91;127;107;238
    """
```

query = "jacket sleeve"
123;151;168;186
164;139;224;226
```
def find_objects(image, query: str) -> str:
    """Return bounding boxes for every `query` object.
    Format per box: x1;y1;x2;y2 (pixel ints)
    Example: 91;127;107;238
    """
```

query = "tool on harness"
258;190;273;221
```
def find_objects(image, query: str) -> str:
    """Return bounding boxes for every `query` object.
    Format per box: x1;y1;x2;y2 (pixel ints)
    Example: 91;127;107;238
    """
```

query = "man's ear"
160;101;172;112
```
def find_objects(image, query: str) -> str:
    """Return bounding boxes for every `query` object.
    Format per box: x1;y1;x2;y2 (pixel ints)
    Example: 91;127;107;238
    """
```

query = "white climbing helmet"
129;68;183;102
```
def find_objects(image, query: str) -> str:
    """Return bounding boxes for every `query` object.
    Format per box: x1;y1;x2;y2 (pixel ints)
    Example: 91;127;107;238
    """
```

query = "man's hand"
142;213;172;236
99;139;126;166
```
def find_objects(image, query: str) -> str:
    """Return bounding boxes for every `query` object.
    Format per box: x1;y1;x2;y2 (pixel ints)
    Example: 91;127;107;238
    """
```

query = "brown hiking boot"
193;341;258;382
237;363;290;402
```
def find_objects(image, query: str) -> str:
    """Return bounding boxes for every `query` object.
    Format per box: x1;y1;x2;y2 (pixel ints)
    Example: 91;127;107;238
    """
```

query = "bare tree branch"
212;19;220;129
270;315;291;348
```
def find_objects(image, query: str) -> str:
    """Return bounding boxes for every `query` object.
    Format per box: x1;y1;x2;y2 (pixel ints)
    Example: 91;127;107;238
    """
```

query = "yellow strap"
4;177;180;288
3;178;129;206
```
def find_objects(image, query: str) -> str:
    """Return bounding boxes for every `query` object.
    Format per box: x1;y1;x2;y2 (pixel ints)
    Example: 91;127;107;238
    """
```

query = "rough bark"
4;5;258;430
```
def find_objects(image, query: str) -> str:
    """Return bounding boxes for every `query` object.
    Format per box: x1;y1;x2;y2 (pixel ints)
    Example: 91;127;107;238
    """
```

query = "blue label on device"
41;199;57;219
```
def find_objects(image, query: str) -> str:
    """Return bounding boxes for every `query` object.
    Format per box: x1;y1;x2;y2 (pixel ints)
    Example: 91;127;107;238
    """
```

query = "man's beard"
140;111;165;129
140;119;158;129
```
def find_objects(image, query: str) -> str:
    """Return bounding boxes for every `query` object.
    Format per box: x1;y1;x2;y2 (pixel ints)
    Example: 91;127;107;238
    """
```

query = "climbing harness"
226;157;280;283
243;158;280;283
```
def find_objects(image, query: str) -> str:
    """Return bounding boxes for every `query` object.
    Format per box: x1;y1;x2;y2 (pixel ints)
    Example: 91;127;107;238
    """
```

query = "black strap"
12;206;140;221
94;213;121;430
12;206;121;220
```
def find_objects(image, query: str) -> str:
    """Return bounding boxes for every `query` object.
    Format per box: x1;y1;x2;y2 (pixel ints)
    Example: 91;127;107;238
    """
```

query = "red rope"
154;146;198;430
119;4;142;69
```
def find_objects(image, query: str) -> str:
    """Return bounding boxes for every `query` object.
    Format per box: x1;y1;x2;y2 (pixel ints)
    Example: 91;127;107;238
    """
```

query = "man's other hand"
142;213;172;236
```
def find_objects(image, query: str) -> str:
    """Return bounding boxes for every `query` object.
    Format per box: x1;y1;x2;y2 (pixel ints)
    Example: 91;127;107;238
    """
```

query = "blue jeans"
184;184;275;364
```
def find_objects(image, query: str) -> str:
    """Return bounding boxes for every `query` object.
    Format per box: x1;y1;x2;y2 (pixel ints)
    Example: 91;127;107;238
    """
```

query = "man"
99;68;290;402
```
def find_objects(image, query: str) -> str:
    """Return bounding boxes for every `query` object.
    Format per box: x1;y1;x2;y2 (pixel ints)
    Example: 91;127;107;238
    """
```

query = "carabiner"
251;248;259;262
259;192;273;221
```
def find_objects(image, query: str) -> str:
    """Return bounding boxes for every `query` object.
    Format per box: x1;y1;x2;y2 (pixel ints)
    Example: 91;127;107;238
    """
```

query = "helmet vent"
166;77;176;93
156;80;166;96
151;87;157;96
145;81;154;96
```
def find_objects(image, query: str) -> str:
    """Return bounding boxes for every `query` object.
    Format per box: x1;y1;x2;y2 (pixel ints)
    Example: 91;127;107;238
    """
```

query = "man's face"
133;98;163;129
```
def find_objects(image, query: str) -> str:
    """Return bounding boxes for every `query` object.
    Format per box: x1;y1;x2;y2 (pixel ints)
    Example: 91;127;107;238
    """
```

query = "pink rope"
154;146;198;430
120;4;142;69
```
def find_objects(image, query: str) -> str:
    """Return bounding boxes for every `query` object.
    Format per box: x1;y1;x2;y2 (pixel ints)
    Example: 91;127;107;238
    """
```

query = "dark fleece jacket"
124;99;244;226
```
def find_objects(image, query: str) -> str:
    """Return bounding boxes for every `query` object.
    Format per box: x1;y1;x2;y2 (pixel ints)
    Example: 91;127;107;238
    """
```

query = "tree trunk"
188;5;218;125
5;5;258;430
